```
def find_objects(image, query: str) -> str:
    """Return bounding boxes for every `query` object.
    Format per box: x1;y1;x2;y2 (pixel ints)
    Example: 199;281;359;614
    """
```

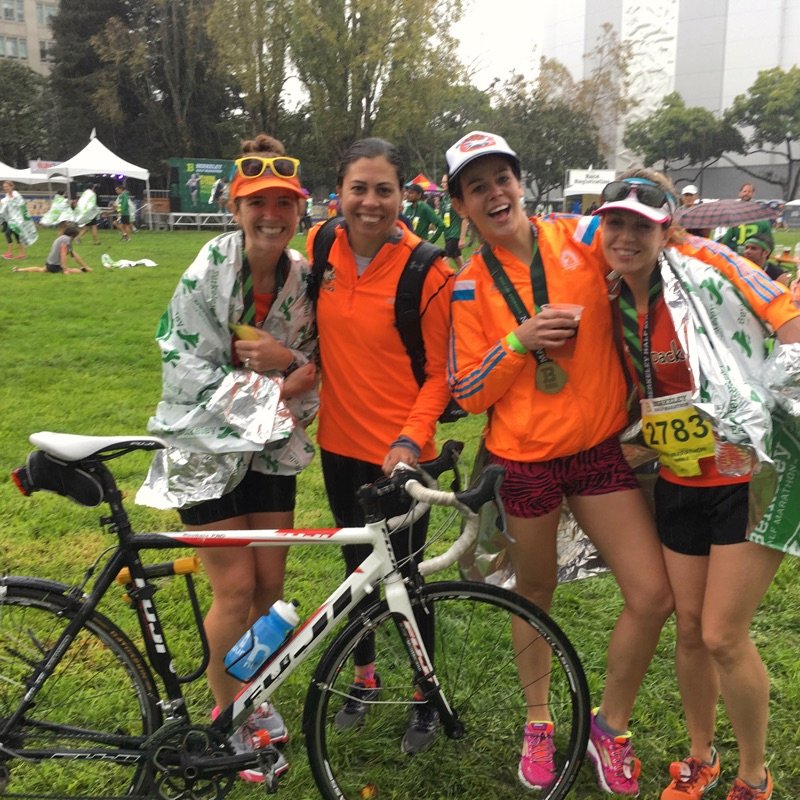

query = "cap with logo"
445;131;520;191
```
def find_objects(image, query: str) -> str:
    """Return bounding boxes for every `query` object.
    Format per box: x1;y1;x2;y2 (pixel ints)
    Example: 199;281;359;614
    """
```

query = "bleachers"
166;212;234;231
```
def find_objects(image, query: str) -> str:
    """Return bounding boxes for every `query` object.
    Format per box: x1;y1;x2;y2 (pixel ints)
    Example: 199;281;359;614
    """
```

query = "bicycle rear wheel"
304;580;589;800
0;578;161;798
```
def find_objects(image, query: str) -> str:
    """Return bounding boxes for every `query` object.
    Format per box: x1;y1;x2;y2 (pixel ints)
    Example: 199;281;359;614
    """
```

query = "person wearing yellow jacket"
446;131;672;795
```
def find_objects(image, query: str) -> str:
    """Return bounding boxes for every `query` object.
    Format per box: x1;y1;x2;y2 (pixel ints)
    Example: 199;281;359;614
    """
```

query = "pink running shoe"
211;703;289;783
518;721;556;790
586;708;641;796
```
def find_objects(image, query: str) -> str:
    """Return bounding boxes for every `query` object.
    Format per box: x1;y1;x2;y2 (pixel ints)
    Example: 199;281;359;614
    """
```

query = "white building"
0;0;57;75
534;0;800;199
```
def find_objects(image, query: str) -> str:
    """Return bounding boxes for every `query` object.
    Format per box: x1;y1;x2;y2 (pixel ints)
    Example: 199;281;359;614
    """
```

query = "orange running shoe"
660;748;720;799
725;769;773;800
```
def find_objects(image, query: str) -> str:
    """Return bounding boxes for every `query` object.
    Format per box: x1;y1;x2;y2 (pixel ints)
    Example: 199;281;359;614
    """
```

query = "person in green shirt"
717;183;773;254
404;182;444;243
113;184;133;241
439;173;468;269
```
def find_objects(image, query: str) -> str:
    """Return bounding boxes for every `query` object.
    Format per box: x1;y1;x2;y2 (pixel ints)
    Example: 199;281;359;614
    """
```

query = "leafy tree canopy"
0;61;53;167
91;0;236;163
624;92;744;169
489;72;605;205
49;0;138;159
725;66;800;199
286;0;466;185
207;0;291;137
726;66;800;146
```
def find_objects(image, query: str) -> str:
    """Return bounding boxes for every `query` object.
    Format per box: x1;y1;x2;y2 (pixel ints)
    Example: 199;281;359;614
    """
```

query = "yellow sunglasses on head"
234;156;300;180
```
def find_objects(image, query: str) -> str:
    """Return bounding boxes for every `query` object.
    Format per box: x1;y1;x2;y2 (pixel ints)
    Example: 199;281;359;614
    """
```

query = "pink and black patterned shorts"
489;436;639;519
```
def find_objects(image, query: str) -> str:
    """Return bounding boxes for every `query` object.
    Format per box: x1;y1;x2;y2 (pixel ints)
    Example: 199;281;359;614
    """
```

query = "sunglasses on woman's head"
234;156;300;180
601;180;675;211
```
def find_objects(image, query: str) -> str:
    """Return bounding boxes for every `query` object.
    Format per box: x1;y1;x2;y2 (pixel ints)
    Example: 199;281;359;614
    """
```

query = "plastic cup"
542;303;584;359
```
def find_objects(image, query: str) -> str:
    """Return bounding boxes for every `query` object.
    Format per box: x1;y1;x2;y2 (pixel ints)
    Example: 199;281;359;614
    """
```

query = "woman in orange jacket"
446;131;672;795
307;137;453;755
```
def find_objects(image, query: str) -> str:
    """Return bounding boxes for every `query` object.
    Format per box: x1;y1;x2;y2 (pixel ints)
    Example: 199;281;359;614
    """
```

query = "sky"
452;0;542;90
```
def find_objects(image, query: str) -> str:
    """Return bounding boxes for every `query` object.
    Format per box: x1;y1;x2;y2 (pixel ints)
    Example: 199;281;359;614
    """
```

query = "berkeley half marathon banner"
168;158;234;212
748;409;800;556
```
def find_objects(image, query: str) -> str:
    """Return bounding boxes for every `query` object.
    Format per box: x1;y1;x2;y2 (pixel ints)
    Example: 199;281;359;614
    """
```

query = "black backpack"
308;217;466;424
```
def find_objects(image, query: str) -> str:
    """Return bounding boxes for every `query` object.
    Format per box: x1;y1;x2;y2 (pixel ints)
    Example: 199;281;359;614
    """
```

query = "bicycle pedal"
256;746;286;794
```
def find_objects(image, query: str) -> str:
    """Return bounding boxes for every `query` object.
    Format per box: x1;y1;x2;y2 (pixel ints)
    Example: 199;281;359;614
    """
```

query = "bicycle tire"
0;577;162;798
304;580;589;800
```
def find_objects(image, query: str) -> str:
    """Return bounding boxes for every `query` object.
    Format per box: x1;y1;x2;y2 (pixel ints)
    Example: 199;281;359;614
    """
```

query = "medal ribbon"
617;267;662;398
239;253;257;326
481;231;551;365
238;250;289;327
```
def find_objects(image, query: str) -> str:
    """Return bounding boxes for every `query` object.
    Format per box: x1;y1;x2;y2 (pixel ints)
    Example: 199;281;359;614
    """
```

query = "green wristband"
505;331;527;354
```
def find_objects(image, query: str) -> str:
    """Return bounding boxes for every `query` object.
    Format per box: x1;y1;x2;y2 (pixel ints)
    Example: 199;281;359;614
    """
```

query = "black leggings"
3;222;19;245
321;449;432;667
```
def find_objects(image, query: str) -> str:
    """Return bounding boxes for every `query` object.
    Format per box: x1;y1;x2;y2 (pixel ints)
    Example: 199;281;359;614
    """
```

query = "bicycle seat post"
93;463;135;542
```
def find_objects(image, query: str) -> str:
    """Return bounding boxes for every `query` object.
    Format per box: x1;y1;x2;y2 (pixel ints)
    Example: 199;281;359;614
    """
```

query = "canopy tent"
0;161;71;195
0;161;68;186
408;173;441;193
0;167;70;188
45;133;152;228
0;161;32;183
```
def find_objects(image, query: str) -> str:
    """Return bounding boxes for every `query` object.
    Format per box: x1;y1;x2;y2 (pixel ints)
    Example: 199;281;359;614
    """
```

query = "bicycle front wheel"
0;578;161;798
304;580;589;800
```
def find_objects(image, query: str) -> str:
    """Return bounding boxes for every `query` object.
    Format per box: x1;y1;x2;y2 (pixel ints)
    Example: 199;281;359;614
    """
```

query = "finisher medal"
535;360;568;394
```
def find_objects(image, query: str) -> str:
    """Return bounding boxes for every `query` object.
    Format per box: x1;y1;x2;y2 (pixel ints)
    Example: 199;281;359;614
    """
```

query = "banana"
228;323;262;340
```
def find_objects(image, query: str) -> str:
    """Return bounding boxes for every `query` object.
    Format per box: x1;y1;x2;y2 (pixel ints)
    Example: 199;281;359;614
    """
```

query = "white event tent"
45;133;152;228
0;160;70;186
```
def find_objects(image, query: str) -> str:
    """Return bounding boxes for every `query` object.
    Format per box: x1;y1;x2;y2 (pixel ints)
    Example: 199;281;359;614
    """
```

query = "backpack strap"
308;216;345;304
395;241;445;387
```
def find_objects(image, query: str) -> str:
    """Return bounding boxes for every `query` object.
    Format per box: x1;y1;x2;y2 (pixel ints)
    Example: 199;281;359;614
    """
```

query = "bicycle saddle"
29;432;166;462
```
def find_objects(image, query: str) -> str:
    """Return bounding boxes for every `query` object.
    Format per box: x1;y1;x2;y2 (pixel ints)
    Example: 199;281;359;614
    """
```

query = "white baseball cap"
445;131;520;190
681;184;699;195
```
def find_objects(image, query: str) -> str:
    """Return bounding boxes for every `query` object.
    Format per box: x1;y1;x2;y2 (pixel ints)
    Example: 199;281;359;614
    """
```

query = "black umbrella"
676;199;778;228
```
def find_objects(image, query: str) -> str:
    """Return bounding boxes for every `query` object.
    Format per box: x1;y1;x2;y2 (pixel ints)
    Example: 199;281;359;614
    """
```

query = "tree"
287;0;465;185
375;70;490;185
91;0;235;162
489;23;634;190
624;92;744;177
725;66;800;200
49;0;142;159
488;73;605;206
0;61;54;166
566;23;636;163
207;0;292;135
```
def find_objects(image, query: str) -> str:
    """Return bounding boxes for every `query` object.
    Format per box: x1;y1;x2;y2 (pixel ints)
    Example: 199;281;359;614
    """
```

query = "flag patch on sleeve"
453;280;476;301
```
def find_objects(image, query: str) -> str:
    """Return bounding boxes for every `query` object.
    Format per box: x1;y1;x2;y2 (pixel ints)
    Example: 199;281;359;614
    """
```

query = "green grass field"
1;225;799;798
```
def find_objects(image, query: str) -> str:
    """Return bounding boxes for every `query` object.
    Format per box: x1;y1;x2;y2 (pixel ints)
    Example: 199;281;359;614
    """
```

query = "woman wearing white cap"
446;131;672;795
594;168;800;800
